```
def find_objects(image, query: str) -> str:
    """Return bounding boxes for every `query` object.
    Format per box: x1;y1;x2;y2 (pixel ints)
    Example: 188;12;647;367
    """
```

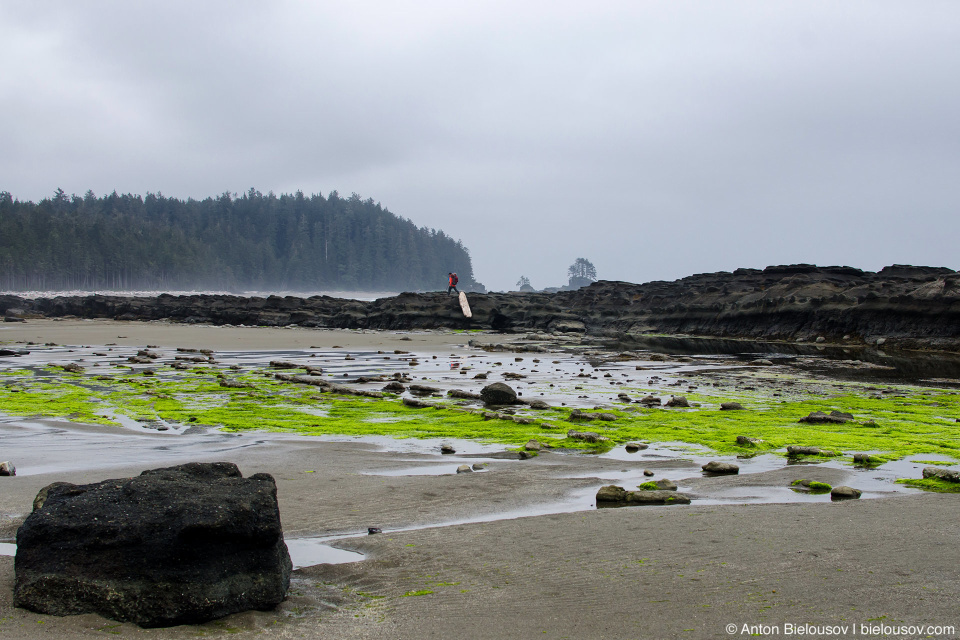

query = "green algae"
895;477;960;493
1;361;959;463
791;480;832;493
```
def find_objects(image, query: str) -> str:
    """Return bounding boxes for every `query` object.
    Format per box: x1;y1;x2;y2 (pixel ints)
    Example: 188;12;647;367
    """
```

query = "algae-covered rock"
638;479;678;491
567;429;609;444
721;402;745;410
736;436;763;446
791;479;832;494
922;467;960;482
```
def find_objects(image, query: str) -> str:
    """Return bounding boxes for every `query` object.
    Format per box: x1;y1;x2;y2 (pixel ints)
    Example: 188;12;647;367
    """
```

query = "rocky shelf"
2;264;959;352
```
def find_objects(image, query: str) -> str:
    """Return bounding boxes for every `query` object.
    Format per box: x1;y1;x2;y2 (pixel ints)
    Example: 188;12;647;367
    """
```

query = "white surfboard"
459;291;472;318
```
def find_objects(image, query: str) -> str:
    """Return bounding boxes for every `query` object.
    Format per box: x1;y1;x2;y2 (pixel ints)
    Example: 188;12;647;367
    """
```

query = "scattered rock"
852;453;877;466
922;467;960;482
569;409;617;422
637;479;678;491
472;463;485;471
480;382;518;405
720;402;744;411
643;469;654;477
409;384;441;396
456;465;473;474
638;395;662;407
518;450;535;459
14;462;291;627
526;399;550;410
786;446;839;457
624;442;648;452
524;439;542;451
595;485;691;506
368;527;382;535
219;378;252;389
440;444;456;454
799;411;854;424
382;381;406;392
402;397;435;409
702;461;739;475
447;389;481;400
665;396;690;408
566;429;609;444
269;360;301;369
830;486;862;500
736;436;763;446
0;461;15;476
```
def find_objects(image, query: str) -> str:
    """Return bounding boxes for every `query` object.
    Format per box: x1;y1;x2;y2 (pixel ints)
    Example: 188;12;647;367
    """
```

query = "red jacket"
449;274;458;286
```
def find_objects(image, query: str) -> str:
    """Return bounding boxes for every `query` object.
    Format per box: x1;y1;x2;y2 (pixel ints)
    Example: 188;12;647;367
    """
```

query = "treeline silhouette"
0;188;477;292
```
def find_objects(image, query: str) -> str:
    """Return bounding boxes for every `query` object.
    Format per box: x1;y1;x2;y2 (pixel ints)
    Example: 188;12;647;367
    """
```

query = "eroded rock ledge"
2;264;958;351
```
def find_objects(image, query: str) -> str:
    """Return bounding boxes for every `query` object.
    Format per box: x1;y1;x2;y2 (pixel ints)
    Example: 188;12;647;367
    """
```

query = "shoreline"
4;265;960;353
1;321;959;638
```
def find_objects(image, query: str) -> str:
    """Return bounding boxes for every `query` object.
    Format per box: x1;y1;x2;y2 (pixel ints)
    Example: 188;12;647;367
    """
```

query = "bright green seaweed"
1;361;959;465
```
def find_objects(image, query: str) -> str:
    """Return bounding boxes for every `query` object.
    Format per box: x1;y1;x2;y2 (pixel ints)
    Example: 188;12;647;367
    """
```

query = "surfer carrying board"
447;272;460;295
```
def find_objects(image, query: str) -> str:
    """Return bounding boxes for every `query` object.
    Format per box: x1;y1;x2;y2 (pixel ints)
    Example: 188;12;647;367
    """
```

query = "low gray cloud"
2;1;958;290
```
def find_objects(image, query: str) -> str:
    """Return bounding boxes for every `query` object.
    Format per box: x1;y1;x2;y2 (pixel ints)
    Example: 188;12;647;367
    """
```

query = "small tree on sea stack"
567;258;597;290
516;275;534;291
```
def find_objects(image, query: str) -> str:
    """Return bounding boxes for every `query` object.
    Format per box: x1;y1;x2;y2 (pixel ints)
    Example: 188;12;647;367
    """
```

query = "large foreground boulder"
14;462;291;628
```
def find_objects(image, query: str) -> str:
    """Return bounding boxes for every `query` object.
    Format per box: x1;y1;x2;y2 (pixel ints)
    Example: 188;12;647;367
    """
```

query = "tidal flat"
1;320;959;639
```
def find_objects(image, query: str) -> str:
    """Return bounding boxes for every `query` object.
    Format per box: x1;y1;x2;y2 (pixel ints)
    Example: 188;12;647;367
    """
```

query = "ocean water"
1;290;403;301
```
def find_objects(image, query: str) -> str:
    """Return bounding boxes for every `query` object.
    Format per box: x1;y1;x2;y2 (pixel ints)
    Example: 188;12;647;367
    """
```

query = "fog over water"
2;2;959;290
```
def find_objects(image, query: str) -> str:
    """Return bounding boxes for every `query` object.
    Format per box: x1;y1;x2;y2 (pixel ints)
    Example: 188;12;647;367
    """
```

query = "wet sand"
1;321;958;639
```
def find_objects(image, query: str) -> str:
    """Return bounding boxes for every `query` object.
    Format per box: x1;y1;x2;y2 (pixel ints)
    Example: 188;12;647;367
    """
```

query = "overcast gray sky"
2;1;958;291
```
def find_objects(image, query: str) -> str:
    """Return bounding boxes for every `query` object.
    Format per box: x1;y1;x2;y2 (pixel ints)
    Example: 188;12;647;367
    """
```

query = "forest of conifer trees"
0;188;479;292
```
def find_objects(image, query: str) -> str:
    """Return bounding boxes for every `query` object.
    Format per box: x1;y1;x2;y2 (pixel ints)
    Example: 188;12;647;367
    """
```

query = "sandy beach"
1;321;958;639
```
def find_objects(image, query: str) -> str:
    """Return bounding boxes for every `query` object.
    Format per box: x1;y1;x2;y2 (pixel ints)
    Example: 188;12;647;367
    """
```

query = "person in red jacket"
447;272;459;294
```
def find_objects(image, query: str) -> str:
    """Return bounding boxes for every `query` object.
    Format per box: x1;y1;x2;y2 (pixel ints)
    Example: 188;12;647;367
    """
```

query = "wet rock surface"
14;462;291;627
702;461;740;475
4;263;960;350
596;485;691;506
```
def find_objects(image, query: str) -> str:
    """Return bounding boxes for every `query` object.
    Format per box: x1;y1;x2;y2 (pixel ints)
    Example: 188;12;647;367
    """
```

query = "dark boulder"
480;382;518;405
14;462;291;628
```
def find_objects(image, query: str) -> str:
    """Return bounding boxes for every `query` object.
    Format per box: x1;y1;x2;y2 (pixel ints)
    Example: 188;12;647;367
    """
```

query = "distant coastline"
1;290;403;302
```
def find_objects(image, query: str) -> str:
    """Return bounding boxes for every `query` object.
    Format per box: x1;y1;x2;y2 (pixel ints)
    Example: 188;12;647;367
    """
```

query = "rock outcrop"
14;462;291;628
3;264;959;351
